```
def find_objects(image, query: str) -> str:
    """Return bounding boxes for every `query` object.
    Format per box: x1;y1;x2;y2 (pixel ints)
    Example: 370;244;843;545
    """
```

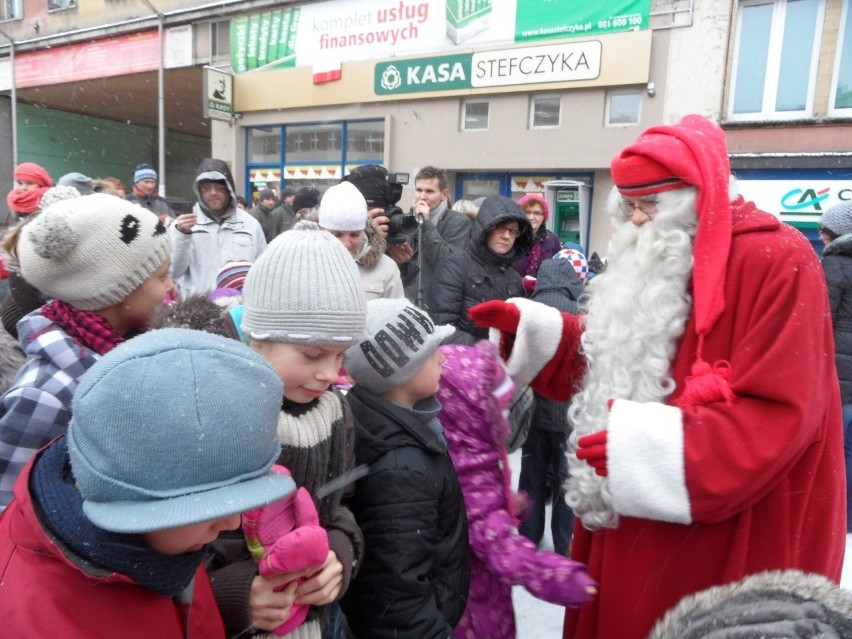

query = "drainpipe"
0;28;17;170
140;0;165;196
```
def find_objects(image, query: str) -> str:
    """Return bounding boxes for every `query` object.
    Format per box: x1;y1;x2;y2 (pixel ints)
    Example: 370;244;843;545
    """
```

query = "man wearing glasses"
171;158;266;297
429;194;532;344
470;115;845;639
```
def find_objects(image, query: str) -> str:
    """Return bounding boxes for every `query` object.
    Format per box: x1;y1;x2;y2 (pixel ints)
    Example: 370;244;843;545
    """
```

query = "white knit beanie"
241;221;366;345
18;193;172;311
319;181;368;232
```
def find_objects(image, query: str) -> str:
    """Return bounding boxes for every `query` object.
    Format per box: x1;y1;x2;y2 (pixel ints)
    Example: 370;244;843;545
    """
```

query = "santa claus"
470;115;846;639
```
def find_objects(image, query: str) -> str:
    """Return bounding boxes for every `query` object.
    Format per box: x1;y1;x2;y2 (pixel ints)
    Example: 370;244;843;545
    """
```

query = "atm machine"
543;180;591;250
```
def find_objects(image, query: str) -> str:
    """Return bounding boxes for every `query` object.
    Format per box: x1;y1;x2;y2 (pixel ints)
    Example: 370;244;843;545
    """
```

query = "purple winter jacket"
437;341;596;639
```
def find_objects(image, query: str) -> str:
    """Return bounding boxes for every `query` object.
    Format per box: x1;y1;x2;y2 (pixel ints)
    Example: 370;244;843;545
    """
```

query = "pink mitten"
242;465;330;636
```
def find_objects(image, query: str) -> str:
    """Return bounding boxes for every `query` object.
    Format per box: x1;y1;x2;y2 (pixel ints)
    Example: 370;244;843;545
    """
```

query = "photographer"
318;180;404;301
386;166;472;308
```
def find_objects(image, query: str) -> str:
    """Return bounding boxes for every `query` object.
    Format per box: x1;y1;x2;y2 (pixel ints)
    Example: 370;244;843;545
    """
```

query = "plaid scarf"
41;299;125;356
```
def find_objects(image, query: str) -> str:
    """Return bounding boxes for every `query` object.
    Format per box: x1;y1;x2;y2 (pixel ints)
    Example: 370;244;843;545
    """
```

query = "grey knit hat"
17;193;172;311
344;298;454;394
68;328;294;533
57;172;94;195
820;201;852;237
242;220;366;345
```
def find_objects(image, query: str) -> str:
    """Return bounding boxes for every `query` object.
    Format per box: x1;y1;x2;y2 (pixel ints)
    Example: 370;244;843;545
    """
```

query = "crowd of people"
0;114;848;639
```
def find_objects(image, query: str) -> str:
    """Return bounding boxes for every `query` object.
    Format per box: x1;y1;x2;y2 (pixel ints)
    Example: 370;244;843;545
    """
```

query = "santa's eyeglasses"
619;197;658;216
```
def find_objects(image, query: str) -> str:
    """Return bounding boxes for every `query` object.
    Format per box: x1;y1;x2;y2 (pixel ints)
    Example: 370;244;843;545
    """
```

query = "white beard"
565;187;698;530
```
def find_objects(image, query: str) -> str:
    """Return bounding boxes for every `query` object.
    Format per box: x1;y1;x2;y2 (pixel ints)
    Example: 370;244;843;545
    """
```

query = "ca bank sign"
737;179;852;227
374;40;601;94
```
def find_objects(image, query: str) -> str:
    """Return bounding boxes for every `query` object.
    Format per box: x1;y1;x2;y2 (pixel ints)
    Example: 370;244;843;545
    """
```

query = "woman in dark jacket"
429;195;533;344
518;252;587;555
819;200;852;532
512;193;562;285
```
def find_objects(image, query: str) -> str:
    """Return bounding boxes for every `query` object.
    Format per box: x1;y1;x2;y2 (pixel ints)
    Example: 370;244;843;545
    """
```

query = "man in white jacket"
170;158;266;297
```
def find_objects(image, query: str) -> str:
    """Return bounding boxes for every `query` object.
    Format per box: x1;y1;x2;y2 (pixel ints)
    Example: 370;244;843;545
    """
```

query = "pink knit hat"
518;193;549;221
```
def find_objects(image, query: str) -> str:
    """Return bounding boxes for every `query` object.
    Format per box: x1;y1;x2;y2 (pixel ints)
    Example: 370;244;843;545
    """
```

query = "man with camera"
385;166;472;308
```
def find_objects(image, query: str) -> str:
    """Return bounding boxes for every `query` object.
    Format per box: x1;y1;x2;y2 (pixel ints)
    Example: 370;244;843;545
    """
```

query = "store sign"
230;0;647;74
8;28;192;89
375;41;600;94
204;67;233;121
736;178;852;227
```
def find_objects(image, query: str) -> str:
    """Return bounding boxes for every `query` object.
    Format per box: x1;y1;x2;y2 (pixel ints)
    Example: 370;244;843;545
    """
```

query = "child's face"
252;340;348;403
105;260;174;334
143;513;241;555
403;348;445;403
15;180;39;192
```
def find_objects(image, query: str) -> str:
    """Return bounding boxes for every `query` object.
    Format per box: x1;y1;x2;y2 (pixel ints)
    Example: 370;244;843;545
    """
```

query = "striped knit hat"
216;260;252;291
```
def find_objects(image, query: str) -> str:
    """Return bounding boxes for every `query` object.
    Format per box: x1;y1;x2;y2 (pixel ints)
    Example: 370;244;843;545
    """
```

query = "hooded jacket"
341;386;470;639
437;342;595;638
170;159;266;297
0;447;227;638
355;221;405;300
0;310;101;511
429;196;532;343
821;232;852;403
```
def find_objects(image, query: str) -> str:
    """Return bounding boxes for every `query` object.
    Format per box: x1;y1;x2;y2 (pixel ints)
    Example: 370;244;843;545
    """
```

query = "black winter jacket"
428;195;533;344
528;258;586;432
342;386;470;639
822;234;852;403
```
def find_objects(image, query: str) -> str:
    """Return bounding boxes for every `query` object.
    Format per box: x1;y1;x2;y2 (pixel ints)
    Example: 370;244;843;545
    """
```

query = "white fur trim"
489;297;562;386
608;399;692;524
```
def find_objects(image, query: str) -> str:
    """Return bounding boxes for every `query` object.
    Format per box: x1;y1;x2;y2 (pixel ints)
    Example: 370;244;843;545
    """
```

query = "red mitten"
576;430;608;477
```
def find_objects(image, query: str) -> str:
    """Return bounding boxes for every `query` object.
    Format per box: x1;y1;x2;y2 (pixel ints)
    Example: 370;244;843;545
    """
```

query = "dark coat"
428;195;533;343
342;386;470;639
528;258;585;432
822;233;852;403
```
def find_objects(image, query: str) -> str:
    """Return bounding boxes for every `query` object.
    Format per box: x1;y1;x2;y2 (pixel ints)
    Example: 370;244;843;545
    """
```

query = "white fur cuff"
608;399;692;524
488;297;562;386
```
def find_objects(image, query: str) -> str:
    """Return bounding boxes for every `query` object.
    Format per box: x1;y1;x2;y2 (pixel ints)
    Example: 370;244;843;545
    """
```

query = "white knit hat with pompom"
18;193;172;310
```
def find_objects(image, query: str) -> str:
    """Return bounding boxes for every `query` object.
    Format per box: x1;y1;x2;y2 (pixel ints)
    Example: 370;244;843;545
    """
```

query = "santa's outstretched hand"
469;297;584;400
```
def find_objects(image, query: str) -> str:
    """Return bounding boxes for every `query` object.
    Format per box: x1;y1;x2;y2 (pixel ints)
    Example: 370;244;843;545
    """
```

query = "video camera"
344;164;416;244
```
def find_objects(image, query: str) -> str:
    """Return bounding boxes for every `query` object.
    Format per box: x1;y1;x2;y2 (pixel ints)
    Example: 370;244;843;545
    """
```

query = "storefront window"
247;127;281;164
286;123;343;162
346;121;385;163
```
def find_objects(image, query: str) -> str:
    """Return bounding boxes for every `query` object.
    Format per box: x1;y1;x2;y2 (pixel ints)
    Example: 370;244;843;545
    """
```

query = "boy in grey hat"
340;297;471;638
207;221;367;638
0;328;295;638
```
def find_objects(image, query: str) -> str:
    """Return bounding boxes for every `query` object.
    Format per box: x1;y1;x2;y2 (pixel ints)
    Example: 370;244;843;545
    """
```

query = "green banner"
375;54;473;95
515;0;649;41
230;7;300;73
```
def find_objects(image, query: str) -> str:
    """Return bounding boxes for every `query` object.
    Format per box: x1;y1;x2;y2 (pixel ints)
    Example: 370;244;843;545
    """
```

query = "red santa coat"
498;200;846;639
0;450;228;639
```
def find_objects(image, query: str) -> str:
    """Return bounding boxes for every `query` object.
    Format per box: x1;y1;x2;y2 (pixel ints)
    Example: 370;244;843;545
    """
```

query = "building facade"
0;0;849;255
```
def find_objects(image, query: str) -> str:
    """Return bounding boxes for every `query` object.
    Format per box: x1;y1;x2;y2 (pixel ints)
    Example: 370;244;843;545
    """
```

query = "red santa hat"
611;115;734;407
